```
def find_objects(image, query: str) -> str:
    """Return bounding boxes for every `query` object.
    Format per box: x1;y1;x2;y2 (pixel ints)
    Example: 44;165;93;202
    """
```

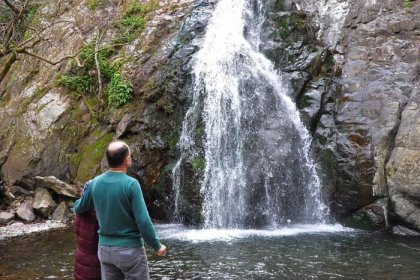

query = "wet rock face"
387;92;420;230
289;0;420;231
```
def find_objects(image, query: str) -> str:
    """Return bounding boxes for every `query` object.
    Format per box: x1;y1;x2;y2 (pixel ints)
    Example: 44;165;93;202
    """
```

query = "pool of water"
1;224;419;279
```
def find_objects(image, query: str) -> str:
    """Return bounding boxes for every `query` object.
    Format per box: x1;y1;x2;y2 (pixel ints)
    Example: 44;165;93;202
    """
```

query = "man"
73;141;167;280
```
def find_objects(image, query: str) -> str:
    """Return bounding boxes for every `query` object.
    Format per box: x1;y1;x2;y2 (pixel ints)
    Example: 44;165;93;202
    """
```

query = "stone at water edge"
8;185;33;197
34;176;79;199
16;202;36;222
32;188;57;217
0;211;15;225
51;201;70;221
391;225;420;236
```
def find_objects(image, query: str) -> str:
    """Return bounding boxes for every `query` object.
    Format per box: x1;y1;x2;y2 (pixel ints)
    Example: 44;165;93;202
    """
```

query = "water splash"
157;224;351;242
174;0;329;228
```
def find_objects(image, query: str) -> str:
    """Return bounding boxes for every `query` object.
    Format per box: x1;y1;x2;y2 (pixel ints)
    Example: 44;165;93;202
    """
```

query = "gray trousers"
98;246;150;280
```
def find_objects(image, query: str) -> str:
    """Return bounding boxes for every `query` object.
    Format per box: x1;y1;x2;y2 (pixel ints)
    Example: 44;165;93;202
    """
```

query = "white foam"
156;224;352;242
0;221;66;240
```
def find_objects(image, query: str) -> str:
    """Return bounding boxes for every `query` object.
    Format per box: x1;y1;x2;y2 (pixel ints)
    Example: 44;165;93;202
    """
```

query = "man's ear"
125;155;132;166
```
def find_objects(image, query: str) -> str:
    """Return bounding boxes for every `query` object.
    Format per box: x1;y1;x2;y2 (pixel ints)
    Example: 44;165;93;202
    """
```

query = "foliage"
114;0;159;44
58;43;132;107
403;0;414;8
126;0;159;16
107;71;133;107
87;0;104;10
56;74;93;94
195;127;204;137
191;156;205;171
25;6;38;23
79;45;115;79
0;1;40;45
0;5;11;23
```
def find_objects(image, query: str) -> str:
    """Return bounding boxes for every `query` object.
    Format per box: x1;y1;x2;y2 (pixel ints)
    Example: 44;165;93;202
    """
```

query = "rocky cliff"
0;0;419;233
288;0;419;232
0;0;215;223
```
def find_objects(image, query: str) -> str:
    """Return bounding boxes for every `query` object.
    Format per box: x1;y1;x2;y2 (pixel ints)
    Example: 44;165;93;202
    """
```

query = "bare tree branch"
2;0;20;15
94;28;108;111
21;49;81;65
0;52;16;82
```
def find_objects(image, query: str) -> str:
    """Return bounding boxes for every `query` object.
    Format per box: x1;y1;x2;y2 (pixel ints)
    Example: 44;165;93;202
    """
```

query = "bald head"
106;141;130;168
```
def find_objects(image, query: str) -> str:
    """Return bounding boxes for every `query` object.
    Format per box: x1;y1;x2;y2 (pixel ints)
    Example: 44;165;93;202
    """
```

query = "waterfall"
174;0;329;228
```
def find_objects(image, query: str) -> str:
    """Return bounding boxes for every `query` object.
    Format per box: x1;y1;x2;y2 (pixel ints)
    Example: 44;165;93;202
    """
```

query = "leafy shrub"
79;45;115;79
87;0;104;10
404;0;414;8
126;0;159;16
114;0;159;44
191;156;205;171
25;6;38;23
107;71;133;107
56;74;93;94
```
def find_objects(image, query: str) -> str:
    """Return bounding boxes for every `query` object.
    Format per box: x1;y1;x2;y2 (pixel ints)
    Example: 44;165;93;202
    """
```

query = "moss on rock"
73;129;113;184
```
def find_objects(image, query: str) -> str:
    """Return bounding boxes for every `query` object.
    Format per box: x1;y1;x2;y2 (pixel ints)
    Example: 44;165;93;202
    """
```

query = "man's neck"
109;167;127;173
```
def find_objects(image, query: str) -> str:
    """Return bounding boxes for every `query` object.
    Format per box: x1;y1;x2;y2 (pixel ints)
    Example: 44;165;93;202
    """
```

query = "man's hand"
156;244;167;257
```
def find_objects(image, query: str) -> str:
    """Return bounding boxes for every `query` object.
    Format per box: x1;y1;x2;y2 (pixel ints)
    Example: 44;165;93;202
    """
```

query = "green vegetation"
191;156;205;171
57;1;161;108
195;127;205;137
107;71;133;107
0;5;11;23
114;0;159;43
56;75;93;94
57;45;132;107
114;16;145;44
87;0;105;10
25;6;38;23
79;45;115;79
164;132;179;153
74;130;113;183
403;0;414;8
274;1;286;12
126;0;159;16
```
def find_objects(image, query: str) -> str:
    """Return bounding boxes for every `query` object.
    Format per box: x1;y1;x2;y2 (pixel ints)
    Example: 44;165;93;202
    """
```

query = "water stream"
1;225;420;279
174;0;328;228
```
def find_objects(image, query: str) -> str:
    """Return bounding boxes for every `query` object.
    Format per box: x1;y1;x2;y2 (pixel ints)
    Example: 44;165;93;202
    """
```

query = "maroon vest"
74;210;101;280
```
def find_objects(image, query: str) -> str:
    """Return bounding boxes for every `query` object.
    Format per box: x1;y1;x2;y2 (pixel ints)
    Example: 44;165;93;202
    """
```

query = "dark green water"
1;224;419;279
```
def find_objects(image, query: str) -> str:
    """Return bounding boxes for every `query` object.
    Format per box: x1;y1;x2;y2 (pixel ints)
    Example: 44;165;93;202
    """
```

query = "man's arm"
73;181;94;214
130;181;163;252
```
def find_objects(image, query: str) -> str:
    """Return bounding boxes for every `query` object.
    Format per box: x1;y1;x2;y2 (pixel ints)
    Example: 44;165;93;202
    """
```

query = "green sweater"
73;171;162;250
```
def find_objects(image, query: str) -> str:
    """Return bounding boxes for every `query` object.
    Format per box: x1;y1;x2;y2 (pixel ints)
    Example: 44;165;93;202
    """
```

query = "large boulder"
51;201;70;222
32;188;57;217
34;176;79;199
0;211;15;225
16;202;36;222
386;92;420;231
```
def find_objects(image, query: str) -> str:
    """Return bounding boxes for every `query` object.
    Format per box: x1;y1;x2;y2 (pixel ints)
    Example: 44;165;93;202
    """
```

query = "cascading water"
174;0;329;228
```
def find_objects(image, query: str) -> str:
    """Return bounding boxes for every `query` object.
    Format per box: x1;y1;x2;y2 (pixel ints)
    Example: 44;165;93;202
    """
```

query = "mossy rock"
73;129;113;183
341;212;377;231
191;156;205;171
